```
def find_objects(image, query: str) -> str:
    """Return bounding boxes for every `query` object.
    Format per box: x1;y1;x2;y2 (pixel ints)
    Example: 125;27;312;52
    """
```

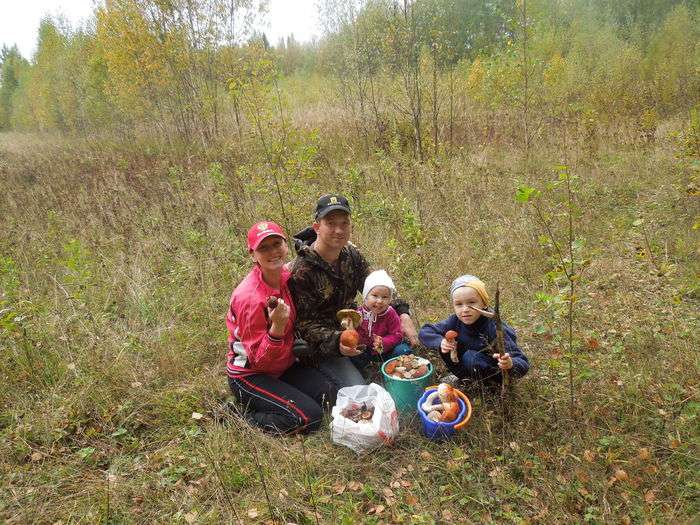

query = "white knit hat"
363;270;396;301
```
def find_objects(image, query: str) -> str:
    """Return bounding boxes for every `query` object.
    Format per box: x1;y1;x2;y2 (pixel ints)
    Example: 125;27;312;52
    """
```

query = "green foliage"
1;114;699;523
0;0;697;148
0;46;28;129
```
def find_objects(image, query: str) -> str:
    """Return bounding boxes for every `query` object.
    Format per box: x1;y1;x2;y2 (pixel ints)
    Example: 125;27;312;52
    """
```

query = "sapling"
250;438;278;523
298;431;321;525
517;163;583;418
201;441;243;524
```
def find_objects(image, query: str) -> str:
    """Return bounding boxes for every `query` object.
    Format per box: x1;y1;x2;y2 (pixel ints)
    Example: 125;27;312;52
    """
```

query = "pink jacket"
356;305;403;352
226;265;297;378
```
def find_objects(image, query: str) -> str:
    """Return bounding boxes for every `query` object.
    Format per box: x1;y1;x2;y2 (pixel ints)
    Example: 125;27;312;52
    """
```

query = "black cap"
314;194;351;220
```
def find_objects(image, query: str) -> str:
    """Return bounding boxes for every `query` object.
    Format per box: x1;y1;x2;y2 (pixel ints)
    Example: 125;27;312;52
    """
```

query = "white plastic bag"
331;383;399;454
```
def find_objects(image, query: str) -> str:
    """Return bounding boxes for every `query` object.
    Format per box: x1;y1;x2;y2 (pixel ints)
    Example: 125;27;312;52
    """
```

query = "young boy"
419;275;529;384
351;270;412;370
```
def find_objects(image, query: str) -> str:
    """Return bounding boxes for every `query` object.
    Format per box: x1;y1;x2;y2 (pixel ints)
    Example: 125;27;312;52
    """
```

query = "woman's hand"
440;337;457;355
492;352;513;370
268;298;290;338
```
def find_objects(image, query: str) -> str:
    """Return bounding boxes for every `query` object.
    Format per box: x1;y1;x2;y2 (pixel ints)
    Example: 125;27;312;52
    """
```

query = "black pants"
229;362;338;434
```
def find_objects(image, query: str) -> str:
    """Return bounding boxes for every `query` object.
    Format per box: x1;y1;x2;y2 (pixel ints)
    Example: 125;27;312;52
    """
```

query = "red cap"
246;221;286;251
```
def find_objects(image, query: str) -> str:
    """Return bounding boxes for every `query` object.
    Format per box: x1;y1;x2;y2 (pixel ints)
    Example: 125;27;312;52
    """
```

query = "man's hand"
492;352;513;370
400;313;420;347
339;341;362;357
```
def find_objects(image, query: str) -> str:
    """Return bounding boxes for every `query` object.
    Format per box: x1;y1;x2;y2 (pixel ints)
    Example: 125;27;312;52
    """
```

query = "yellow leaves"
614;468;629;481
346;480;363;492
445;459;461;472
637;447;652;461
583;450;596;463
382;487;396;506
466;57;485;98
609;468;629;485
544;53;567;89
644;490;656;504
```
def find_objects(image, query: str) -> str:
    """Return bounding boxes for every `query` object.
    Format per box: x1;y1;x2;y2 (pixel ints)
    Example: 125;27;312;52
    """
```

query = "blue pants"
350;341;413;370
458;350;504;384
315;356;366;389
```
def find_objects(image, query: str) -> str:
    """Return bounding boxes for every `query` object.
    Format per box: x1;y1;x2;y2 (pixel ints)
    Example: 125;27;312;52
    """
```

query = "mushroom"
337;309;361;350
445;330;459;363
422;383;460;422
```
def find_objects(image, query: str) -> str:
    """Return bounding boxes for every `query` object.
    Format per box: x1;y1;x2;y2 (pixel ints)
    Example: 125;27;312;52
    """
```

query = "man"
288;194;420;388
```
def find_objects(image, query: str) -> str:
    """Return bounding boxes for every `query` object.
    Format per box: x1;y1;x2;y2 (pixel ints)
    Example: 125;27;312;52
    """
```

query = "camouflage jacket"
288;227;409;363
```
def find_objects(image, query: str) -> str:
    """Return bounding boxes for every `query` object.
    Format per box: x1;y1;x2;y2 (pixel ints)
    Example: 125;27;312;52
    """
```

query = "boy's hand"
440;337;457;355
492;352;513;370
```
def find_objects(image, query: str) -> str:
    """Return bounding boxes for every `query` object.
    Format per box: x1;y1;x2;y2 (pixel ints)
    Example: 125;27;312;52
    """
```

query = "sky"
0;0;321;60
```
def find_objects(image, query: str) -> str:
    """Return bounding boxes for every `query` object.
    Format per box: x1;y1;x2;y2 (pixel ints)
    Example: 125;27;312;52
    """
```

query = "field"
1;98;698;524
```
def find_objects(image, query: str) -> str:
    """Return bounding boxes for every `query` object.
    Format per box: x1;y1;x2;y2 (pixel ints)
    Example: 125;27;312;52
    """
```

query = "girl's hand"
268;298;290;337
440;337;456;355
373;335;383;353
492;352;513;370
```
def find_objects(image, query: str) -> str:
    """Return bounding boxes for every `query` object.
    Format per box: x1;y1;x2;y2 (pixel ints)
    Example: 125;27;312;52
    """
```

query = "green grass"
0;120;698;524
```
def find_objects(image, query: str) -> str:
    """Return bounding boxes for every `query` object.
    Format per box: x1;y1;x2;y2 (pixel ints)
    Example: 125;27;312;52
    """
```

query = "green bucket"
381;357;434;412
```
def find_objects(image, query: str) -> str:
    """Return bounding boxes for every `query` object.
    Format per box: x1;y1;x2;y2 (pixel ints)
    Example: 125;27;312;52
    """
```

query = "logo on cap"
329;197;338;204
257;222;268;231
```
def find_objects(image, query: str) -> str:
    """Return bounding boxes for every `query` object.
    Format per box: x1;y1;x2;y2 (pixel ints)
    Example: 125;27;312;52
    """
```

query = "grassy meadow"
1;96;699;524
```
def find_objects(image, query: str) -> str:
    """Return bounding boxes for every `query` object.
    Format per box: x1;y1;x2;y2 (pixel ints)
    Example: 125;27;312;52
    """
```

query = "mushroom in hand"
445;330;459;363
337;309;362;351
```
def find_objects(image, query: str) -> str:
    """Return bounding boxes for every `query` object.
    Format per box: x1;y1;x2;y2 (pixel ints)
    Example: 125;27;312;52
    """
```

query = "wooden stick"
494;282;510;398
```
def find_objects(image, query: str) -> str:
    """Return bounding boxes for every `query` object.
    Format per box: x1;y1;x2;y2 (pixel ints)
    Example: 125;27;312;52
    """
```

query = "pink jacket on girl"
356;305;403;352
226;265;297;378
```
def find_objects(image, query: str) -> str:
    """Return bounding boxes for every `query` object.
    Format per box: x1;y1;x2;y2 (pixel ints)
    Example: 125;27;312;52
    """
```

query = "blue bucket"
417;388;470;440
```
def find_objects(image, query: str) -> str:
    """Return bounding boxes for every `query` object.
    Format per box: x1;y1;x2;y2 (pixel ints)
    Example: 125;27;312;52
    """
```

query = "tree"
0;46;28;129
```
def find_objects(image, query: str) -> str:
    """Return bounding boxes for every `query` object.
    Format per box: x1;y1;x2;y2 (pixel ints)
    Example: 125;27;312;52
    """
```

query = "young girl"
226;221;337;434
419;274;529;384
351;270;412;370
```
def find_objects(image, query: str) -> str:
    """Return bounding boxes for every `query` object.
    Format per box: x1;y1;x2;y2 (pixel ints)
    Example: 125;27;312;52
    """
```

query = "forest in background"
0;0;698;154
1;1;698;523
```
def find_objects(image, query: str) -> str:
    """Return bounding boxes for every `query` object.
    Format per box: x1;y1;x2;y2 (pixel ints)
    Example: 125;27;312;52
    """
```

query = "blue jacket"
419;314;529;380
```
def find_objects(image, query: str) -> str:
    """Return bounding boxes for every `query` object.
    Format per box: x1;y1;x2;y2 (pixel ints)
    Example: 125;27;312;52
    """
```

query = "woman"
226;221;336;434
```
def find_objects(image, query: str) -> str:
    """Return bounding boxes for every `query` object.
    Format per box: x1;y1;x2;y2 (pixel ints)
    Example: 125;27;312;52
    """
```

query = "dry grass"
0;111;698;524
